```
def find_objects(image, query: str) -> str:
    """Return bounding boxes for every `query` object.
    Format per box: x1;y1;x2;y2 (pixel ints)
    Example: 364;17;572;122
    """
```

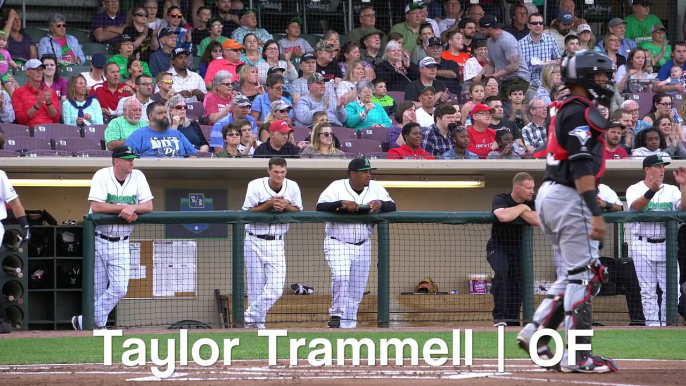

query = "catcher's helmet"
561;51;616;107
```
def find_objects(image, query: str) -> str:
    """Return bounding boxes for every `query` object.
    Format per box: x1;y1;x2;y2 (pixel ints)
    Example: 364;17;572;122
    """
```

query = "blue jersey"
125;126;198;158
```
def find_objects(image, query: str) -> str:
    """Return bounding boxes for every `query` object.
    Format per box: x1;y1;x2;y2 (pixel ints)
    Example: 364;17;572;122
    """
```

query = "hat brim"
352;167;377;171
647;160;670;167
116;154;139;159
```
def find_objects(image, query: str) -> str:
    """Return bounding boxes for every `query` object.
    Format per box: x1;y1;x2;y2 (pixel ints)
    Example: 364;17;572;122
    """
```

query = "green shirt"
389;22;420;53
197;36;228;58
638;41;672;68
624;14;661;45
104;116;148;146
107;54;152;79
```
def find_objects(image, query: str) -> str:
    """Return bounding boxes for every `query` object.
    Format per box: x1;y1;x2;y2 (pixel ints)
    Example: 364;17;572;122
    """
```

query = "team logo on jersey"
569;125;591;145
181;193;213;234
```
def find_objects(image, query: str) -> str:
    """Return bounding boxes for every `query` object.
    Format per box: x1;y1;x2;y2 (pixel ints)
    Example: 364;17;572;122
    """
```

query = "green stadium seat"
272;33;285;42
339;34;349;47
12;71;28;87
301;34;321;49
70;29;91;42
24;28;49;44
81;43;109;58
61;65;92;76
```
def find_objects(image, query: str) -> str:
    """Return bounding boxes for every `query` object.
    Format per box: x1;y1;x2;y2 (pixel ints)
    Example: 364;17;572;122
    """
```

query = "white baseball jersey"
0;170;18;221
626;181;681;239
242;177;303;236
318;179;393;244
598;183;622;207
88;167;154;237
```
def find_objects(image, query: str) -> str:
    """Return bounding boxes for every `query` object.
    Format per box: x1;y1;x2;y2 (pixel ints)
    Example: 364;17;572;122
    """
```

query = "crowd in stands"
0;0;684;160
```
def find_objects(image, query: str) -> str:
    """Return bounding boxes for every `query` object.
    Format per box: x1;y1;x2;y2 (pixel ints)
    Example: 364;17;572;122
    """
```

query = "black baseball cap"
607;120;624;130
112;146;139;159
479;15;503;29
643;154;670;168
301;53;316;62
348;157;376;172
172;47;190;58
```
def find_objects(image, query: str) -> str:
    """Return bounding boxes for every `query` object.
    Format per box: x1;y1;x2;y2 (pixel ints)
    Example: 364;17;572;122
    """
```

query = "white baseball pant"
244;235;286;328
324;237;370;329
94;237;130;328
632;239;681;326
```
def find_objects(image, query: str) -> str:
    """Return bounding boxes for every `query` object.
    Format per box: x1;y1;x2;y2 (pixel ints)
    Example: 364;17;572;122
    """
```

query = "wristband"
605;202;614;211
644;189;656;200
581;190;603;217
17;216;29;229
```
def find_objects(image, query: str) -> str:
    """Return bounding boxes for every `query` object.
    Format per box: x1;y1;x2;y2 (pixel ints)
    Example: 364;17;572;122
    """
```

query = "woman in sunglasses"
165;6;192;52
300;122;345;158
167;94;209;152
213;123;246;158
37;13;85;65
122;6;159;63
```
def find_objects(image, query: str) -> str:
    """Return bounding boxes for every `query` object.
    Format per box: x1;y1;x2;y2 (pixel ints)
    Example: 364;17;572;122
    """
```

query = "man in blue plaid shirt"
421;104;459;156
518;13;561;100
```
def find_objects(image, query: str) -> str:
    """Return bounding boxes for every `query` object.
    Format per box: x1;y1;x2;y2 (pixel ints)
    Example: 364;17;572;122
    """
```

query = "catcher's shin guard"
518;278;566;367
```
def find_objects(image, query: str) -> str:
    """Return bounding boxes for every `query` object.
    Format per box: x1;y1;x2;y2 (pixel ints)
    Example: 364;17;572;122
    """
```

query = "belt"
331;237;367;246
637;236;665;244
249;232;282;241
96;233;129;242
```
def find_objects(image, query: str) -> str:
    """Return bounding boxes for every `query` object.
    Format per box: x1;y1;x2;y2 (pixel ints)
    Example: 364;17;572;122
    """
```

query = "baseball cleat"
328;316;341;328
494;321;507;327
71;315;82;331
517;327;561;372
561;356;618;373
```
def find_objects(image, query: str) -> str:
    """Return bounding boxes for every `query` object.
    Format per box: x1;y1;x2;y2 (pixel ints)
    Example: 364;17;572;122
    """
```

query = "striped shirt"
518;34;561;87
421;124;453;156
521;121;547;149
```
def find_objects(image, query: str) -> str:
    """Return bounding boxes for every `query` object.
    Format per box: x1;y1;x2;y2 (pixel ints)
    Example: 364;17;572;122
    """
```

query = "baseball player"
242;157;303;329
516;51;618;373
316;157;396;328
626;155;685;326
0;169;30;334
72;146;153;330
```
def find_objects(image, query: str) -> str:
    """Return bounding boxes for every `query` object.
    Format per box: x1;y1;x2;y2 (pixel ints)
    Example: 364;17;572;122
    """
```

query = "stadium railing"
81;210;683;330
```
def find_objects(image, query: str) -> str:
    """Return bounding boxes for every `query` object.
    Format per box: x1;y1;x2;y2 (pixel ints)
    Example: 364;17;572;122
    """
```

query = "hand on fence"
367;200;382;212
119;206;138;223
340;200;360;212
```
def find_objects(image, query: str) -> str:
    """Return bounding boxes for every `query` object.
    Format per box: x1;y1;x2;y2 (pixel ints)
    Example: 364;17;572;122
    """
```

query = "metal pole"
521;224;534;324
82;218;95;331
666;221;679;326
377;221;390;328
22;0;26;29
231;223;246;328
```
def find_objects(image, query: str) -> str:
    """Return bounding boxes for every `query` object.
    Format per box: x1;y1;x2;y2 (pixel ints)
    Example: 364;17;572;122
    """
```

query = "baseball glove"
415;277;438;293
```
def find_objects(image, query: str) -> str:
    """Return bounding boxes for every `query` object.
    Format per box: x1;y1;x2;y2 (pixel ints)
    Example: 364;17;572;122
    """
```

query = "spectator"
415;86;437;127
420;103;457;156
598;104;610;121
388;101;417;149
457;17;479;55
210;0;242;38
642;92;673;126
359;28;385;67
279;17;313;58
210;95;257;151
198;40;223;79
253;119;300;158
337;60;367;106
144;0;164;31
375;41;419;92
165;6;192;53
550;82;570;102
441;31;470;83
190;6;211;51
122;6;160;63
114;74;154;122
104;98;146;150
655;116;686;159
263;100;293;131
504;4;529;41
533;63;561;106
549;12;576;52
82;53;107;91
90;63;134;120
507;84;529;130
294;73;347;127
623;99;652;134
3;9;37;63
423;37;459;95
604;119;629;159
250;74;293;126
624;0;661;44
151;71;174;104
521;98;547;153
108;35;153;80
410;23;436;64
257;39;297;85
63;74;104;127
464;5;486;28
240;33;264;66
37;14;85;65
615;48;653;93
91;0;127;46
345;80;391;130
639;23;671;70
371;78;396;118
480;15;530;103
197;17;227;58
122;56;144;93
170;48;207;103
235;64;263;101
231;8;273;50
167;94;209;152
126;102;197;157
12;59;61;126
467;103;497;158
519;12;561;100
149;27;178;77
204;39;244;89
322;30;341;54
562;35;580;58
204;70;235;125
337;42;375;81
40;54;67;101
234;118;259;156
405;57;449;103
0;31;19;96
557;0;587;32
631;126;670;158
601;33;627;68
419;1;441;36
438;0;462;35
314;40;343;84
486;96;524;152
0;89;15;123
388;122;435;159
389;2;425;53
656;42;686;86
576;24;595;52
300;122;346;158
443;125;479;159
461;82;485;127
486;129;523;159
463;39;488;85
347;6;378;46
213;123;247;158
597;18;637;58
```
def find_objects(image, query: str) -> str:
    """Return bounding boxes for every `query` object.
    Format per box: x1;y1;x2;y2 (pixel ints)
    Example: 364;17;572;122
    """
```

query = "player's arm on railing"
519;210;539;226
316;201;343;212
493;204;531;222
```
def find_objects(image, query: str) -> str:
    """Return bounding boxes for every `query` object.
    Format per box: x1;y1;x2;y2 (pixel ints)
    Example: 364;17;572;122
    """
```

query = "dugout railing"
80;211;683;330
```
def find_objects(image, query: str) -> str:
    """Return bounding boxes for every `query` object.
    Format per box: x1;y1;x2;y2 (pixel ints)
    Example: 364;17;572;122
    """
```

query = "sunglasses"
172;105;187;110
169;14;183;18
135;13;148;17
219;82;232;86
226;132;241;137
159;79;173;85
528;21;543;26
320;132;334;137
277;109;290;113
55;24;67;28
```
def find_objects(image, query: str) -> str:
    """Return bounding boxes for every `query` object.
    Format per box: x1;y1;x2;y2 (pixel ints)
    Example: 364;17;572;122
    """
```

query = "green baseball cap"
348;157;376;172
112;146;139;159
642;154;670;168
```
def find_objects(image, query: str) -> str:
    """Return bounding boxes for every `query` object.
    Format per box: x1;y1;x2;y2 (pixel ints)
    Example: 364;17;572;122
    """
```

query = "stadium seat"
55;137;103;152
187;102;205;117
24;28;49;44
0;150;20;157
24;150;73;157
0;123;31;139
200;125;213;142
81;43;109;58
359;126;388;143
12;71;28;86
367;152;388;159
673;94;683;110
61;65;92;76
626;93;654;118
75;150;113;157
387;91;405;103
70;29;91;42
338;139;383;156
4;138;53;152
83;125;107;141
331;126;358;141
292;126;312;142
300;34;321;49
32;124;82;141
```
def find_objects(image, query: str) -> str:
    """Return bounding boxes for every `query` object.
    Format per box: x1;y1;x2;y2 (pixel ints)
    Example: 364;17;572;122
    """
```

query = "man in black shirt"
315;41;343;84
516;51;618;374
404;57;449;103
487;172;538;328
253;120;300;158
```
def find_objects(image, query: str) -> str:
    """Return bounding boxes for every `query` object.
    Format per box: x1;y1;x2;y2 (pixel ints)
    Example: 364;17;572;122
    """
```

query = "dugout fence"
80;211;684;330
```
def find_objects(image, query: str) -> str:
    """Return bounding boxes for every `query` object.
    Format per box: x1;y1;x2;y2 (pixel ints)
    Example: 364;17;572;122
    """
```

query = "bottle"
672;108;683;125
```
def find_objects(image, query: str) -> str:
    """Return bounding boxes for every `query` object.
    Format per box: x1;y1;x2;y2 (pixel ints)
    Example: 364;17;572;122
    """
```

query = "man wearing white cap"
404;57;449;103
12;59;60;126
597;18;637;58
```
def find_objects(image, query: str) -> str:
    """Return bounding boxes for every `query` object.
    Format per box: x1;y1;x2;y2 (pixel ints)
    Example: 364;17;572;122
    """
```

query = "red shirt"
89;82;133;112
12;84;61;126
467;127;497;158
203;92;234;124
204;58;243;85
387;145;435;159
603;146;628;159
